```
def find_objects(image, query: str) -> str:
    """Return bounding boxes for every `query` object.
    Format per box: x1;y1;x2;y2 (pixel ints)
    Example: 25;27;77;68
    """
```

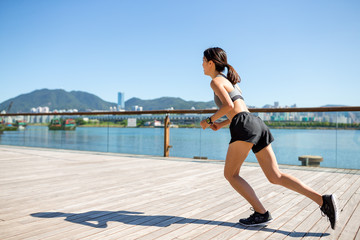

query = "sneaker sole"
331;194;339;228
239;219;273;227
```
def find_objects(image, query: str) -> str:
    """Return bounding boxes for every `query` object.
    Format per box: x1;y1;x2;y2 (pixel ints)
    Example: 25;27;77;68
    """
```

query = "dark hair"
203;47;241;85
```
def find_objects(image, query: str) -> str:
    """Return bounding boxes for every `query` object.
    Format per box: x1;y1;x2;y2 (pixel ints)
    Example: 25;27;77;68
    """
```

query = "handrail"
1;106;359;158
1;106;360;116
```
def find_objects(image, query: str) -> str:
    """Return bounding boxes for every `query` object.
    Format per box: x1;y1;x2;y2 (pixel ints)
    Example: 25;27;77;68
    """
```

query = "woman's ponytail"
204;47;241;85
226;64;241;85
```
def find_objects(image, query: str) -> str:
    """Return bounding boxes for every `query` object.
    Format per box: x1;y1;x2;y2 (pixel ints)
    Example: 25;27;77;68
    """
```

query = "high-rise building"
118;92;125;110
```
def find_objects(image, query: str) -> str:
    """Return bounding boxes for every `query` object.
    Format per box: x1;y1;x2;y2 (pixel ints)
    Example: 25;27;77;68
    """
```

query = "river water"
1;126;359;169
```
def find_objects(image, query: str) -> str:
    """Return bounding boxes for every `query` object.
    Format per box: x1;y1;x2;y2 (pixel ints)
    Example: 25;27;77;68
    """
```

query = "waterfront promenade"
0;145;359;239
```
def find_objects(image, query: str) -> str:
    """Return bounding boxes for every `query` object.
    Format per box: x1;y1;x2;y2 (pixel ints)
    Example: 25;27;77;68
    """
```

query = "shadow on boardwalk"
31;210;329;237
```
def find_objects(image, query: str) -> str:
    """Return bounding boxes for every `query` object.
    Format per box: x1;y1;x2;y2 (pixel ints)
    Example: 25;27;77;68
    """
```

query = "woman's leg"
224;141;267;214
255;144;323;206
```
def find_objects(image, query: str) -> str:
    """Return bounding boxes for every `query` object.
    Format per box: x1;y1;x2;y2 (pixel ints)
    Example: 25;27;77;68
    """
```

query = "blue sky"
0;0;359;108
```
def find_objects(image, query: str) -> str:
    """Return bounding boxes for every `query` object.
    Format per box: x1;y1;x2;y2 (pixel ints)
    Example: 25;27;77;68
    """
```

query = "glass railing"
1;107;359;169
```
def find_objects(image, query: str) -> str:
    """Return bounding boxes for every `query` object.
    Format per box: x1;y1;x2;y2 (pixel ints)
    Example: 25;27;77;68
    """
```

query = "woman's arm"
209;78;234;122
200;78;234;129
219;119;231;127
210;119;231;131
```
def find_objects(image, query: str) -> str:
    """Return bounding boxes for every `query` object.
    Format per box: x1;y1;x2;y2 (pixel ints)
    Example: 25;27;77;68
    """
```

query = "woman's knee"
267;172;283;185
224;169;238;182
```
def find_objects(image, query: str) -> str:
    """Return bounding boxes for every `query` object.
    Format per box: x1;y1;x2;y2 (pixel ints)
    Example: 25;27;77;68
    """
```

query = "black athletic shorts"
229;112;274;153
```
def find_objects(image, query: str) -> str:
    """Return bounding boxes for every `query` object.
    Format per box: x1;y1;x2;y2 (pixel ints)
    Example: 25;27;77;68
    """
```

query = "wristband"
206;117;213;125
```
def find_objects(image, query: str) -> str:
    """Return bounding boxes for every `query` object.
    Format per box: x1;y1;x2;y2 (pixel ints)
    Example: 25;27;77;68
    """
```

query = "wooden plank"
188;167;327;240
0;152;225;238
254;169;352;240
0;146;360;240
338;199;360;240
30;179;231;240
230;169;349;240
303;170;360;240
81;169;267;239
280;170;357;239
2;174;220;238
142;169;317;240
37;168;256;239
355;226;360;240
231;169;336;240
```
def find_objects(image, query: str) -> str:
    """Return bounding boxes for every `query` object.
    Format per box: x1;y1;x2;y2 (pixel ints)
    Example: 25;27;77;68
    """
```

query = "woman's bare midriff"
226;99;250;122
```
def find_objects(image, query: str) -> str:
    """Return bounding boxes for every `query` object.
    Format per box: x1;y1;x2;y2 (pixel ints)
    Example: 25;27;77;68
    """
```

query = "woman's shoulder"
210;77;223;88
211;78;234;95
212;74;227;83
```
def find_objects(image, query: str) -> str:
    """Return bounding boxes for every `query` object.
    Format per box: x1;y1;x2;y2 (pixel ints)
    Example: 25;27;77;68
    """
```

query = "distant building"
131;105;143;111
66;109;78;113
153;120;162;127
127;118;137;127
118;92;125;110
31;106;50;113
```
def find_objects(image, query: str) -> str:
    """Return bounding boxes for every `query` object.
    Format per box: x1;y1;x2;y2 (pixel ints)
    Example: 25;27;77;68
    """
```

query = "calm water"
1;126;359;169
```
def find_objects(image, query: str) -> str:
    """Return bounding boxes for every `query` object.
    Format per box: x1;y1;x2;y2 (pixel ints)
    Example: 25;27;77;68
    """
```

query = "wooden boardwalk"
0;145;359;240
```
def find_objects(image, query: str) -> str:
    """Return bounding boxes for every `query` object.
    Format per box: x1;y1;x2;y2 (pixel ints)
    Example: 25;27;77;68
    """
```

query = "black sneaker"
320;194;338;230
239;210;273;226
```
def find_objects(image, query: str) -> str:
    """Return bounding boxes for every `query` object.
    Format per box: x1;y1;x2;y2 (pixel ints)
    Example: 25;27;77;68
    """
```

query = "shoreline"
26;124;359;130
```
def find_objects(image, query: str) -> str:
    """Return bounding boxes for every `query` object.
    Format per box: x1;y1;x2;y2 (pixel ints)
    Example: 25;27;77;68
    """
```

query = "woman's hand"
200;119;210;129
210;122;221;131
201;119;229;130
200;121;222;131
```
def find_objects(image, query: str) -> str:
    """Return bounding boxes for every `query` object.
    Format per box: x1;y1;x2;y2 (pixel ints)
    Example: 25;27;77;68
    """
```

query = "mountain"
125;97;215;110
0;89;216;113
321;104;347;107
0;89;117;113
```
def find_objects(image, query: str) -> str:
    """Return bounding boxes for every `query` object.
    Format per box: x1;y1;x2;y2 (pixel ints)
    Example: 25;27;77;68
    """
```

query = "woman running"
199;47;338;229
